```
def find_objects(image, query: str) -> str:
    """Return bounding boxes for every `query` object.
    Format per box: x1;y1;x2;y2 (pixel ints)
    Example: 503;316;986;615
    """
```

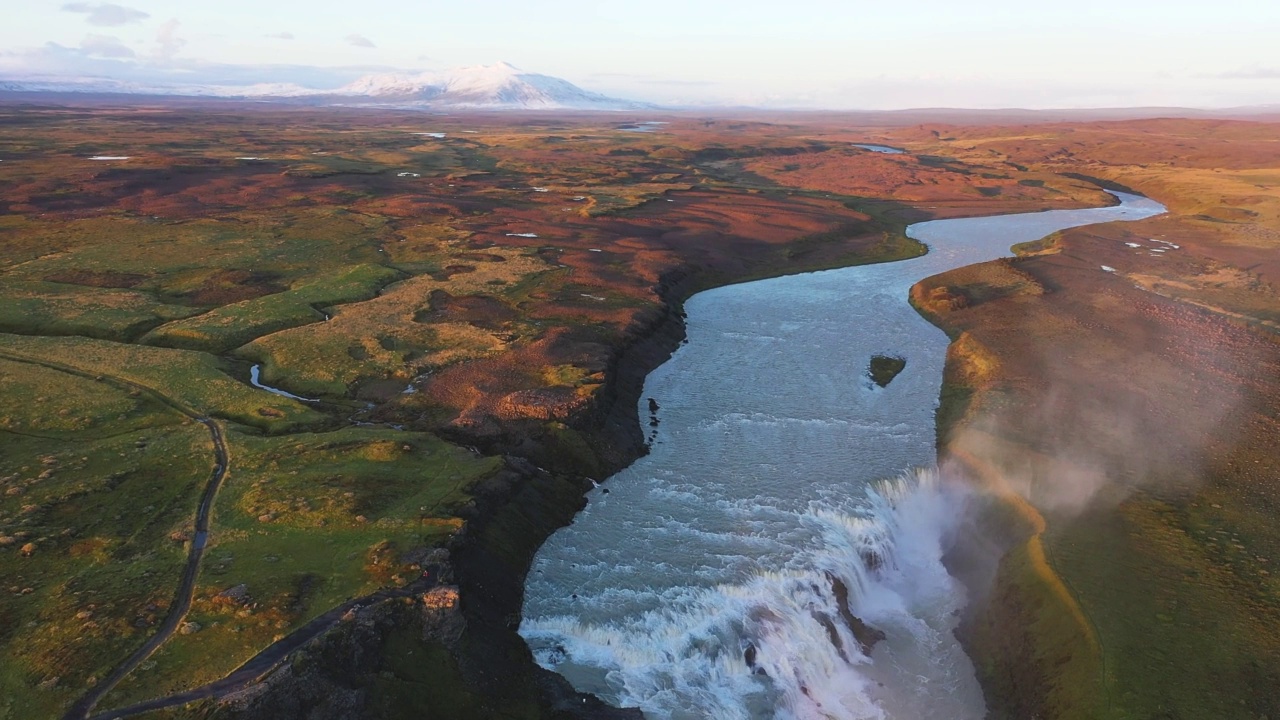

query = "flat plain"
1;102;1277;719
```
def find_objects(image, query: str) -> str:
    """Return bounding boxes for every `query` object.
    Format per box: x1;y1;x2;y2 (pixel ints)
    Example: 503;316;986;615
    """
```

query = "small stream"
520;192;1164;719
249;364;318;403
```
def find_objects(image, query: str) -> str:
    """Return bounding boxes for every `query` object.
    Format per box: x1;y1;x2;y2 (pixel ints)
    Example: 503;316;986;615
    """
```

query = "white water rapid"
520;192;1165;719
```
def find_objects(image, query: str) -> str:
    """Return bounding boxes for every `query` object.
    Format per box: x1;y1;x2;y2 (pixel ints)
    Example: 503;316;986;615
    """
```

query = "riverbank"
924;245;1280;718
910;243;1106;720
900;123;1280;716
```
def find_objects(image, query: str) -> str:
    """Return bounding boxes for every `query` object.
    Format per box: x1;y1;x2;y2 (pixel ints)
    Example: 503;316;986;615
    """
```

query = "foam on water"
524;470;973;720
522;192;1166;718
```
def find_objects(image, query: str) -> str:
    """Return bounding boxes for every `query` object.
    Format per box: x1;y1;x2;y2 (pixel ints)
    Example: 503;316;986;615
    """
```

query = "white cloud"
61;2;149;27
1219;66;1280;80
0;43;131;77
267;32;295;40
346;34;376;49
155;19;186;62
0;43;397;92
80;34;134;59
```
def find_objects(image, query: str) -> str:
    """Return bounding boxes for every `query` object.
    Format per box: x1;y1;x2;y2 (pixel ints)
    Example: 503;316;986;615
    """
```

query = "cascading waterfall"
524;469;975;720
521;192;1166;719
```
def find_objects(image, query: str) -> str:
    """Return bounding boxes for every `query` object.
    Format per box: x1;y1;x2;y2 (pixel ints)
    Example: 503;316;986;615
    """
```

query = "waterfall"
522;469;981;719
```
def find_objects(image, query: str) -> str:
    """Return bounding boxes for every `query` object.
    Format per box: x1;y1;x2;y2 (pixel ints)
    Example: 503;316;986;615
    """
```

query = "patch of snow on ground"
413;132;447;138
88;156;130;160
398;172;421;177
589;249;602;252
1101;265;1117;273
532;187;549;192
506;233;539;238
1125;242;1142;247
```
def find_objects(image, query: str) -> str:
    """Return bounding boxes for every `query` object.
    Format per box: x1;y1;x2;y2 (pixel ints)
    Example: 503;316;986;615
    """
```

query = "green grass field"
1;334;327;432
142;264;404;354
0;359;209;718
101;426;498;708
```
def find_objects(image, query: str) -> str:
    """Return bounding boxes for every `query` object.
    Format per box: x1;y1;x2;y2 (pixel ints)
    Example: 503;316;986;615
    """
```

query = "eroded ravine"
520;192;1165;719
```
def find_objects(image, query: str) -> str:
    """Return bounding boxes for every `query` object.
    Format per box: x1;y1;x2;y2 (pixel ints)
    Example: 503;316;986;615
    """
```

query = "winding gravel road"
0;350;231;720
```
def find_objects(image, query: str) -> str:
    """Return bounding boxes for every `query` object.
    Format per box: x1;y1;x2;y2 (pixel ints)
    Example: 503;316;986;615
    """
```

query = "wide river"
521;192;1165;719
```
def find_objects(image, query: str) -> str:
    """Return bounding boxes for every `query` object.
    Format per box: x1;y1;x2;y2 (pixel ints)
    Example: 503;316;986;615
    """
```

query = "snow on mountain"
330;62;641;109
0;62;644;110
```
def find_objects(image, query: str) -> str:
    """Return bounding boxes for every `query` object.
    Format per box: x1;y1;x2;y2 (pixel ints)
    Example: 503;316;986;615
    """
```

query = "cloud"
588;72;715;87
61;2;149;27
80;34;134;59
155;19;185;61
267;32;295;40
345;34;376;49
0;43;401;92
637;79;716;87
0;42;132;77
1218;66;1280;80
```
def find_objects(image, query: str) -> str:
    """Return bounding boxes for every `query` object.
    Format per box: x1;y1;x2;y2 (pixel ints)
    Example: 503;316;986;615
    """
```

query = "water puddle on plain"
852;144;906;154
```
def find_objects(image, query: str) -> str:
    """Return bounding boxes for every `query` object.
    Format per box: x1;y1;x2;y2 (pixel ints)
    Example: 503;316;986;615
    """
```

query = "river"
520;192;1165;719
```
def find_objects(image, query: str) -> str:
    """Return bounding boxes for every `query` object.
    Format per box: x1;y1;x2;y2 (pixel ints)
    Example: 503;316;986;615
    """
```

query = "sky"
1;0;1279;109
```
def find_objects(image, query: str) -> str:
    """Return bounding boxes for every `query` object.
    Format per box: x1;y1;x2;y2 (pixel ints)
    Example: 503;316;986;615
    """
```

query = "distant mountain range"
4;64;1279;119
0;62;646;110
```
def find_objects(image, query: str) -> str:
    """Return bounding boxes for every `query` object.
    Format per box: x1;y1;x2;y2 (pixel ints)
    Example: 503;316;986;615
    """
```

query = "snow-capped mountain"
0;62;643;110
328;62;640;109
